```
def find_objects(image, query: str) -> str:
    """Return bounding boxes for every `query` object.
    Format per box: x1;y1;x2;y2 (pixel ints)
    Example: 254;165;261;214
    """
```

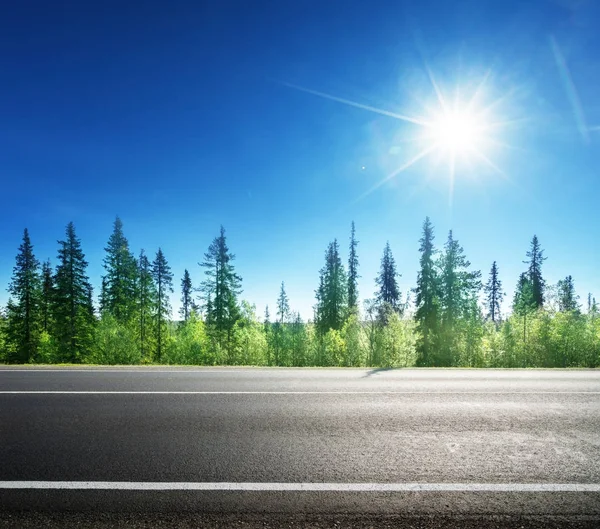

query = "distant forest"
1;217;598;367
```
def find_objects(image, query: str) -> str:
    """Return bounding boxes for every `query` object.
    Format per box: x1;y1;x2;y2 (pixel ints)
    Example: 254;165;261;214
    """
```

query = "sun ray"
278;81;429;126
354;144;439;203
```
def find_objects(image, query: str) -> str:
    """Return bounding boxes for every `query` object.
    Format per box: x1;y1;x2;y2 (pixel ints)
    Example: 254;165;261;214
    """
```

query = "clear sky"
1;0;599;320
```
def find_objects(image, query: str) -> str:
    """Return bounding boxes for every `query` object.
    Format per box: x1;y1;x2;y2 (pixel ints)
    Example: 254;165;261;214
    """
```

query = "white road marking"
1;391;599;395
1;481;599;492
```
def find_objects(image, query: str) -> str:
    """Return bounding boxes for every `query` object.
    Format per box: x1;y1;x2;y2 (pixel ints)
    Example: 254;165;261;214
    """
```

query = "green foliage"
5;229;42;363
152;248;174;361
347;221;359;311
166;315;209;364
375;242;401;317
92;315;141;365
525;235;546;308
100;217;138;321
53;222;95;363
484;261;504;323
315;239;347;334
136;250;156;361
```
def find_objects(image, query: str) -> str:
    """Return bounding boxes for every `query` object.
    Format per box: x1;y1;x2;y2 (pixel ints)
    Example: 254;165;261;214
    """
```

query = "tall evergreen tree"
40;259;54;333
5;229;41;363
100;217;138;321
314;239;347;334
53;222;95;362
347;221;359;312
513;272;535;343
557;275;579;312
180;269;195;322
524;235;546;308
152;248;173;360
414;217;439;366
484;261;504;323
277;281;290;324
137;250;156;358
437;230;481;365
200;226;242;343
375;242;401;314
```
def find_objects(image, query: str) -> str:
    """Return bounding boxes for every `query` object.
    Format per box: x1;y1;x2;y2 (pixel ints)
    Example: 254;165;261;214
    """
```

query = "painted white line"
1;481;599;492
1;391;599;395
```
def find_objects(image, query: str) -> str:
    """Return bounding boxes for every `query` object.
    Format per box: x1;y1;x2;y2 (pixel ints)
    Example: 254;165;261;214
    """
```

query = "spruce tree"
513;272;535;343
53;222;95;362
277;281;290;324
137;250;156;358
557;275;579;312
314;240;347;334
40;259;54;333
375;241;401;316
438;230;481;365
414;217;439;366
347;221;359;313
180;269;194;322
6;229;42;363
152;248;173;360
200;226;242;345
100;217;138;321
524;235;546;308
484;261;504;323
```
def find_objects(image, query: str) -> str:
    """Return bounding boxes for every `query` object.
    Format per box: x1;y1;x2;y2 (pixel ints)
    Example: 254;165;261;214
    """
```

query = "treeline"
1;217;599;367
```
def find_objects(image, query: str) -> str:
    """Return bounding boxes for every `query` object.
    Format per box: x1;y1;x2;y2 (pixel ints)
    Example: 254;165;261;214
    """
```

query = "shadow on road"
362;367;395;378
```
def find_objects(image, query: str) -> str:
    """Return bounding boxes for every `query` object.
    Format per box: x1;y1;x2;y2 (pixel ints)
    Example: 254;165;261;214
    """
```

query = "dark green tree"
40;259;54;333
557;275;579;312
347;221;359;313
273;281;291;366
100;217;138;321
5;229;42;363
137;250;156;358
438;230;481;365
200;226;242;347
375;241;401;316
180;269;196;322
314;239;347;335
53;222;95;362
513;272;535;343
484;261;504;323
152;248;173;361
414;217;439;366
277;281;290;324
524;235;546;308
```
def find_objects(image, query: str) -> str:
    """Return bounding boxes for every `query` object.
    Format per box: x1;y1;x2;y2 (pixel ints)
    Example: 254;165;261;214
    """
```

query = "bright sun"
430;110;484;155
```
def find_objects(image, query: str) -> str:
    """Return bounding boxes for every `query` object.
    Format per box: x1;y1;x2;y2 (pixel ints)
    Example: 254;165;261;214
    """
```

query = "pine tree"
152;248;173;361
200;226;242;346
375;241;401;316
180;269;194;322
6;229;42;363
277;281;290;324
524;235;546;308
414;217;439;366
557;275;579;312
100;217;138;321
484;261;504;323
513;272;535;343
347;221;359;313
438;230;481;365
137;250;156;359
40;260;54;333
53;222;95;362
314;240;347;335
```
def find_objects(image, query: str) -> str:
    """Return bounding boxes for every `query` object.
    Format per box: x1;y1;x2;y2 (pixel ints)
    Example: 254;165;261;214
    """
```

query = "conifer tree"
513;272;535;342
152;248;173;360
375;242;401;315
137;250;155;358
200;226;242;345
277;281;290;324
484;261;504;323
40;259;54;333
524;235;546;308
314;240;347;334
6;229;42;363
180;269;194;322
53;222;95;362
414;217;439;366
100;217;138;321
347;221;359;312
557;275;579;312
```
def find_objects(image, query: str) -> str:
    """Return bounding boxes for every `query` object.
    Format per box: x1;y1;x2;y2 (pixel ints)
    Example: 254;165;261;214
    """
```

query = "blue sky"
1;0;599;319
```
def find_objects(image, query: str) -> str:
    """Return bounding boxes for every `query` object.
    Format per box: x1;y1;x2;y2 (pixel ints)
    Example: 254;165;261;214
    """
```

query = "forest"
1;217;598;367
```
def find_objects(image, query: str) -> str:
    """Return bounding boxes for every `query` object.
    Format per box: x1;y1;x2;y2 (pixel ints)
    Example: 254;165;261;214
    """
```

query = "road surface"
1;367;599;528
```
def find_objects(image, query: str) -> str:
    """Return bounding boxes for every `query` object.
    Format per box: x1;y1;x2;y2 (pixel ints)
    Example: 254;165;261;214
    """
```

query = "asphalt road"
1;367;599;528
